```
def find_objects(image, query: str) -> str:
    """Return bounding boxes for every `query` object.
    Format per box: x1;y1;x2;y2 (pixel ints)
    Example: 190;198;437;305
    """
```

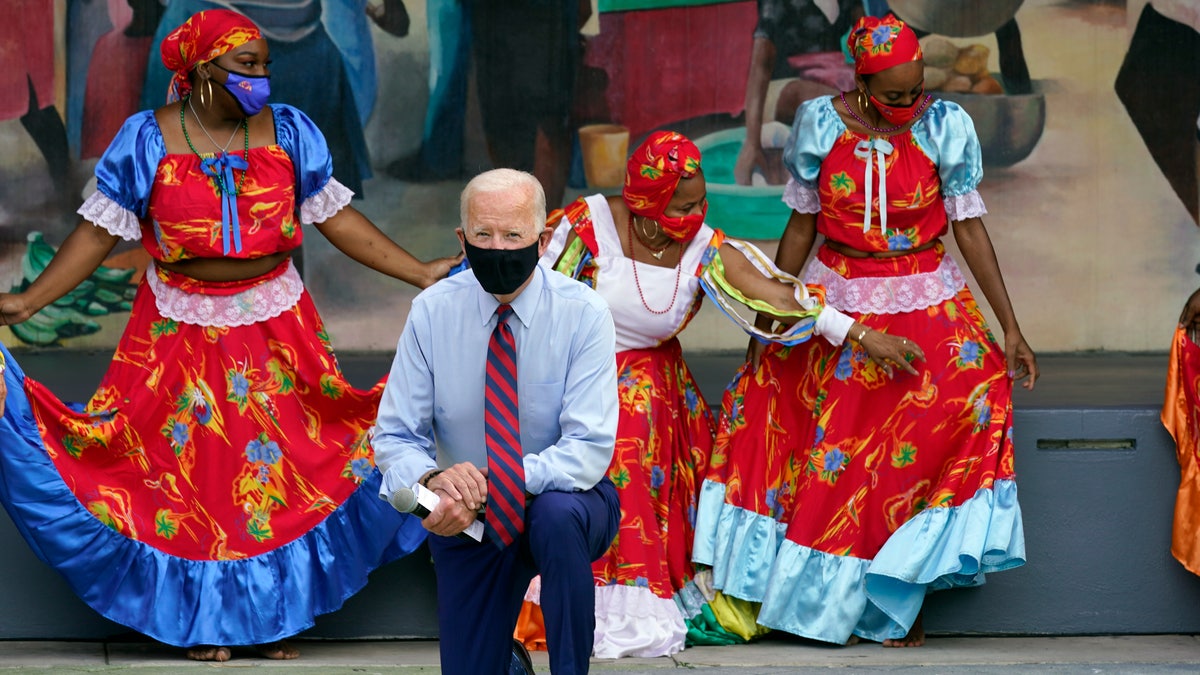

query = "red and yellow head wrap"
623;131;703;237
160;9;263;102
846;15;923;75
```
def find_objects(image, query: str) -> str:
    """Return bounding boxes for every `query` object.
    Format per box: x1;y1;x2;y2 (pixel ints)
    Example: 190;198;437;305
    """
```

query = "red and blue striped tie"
484;304;525;548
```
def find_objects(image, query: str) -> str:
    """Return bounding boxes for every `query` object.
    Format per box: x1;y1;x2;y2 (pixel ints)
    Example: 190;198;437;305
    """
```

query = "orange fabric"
1162;327;1200;575
513;601;548;652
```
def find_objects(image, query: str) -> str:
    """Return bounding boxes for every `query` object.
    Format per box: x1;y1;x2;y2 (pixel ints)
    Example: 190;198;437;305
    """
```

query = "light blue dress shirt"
374;266;619;499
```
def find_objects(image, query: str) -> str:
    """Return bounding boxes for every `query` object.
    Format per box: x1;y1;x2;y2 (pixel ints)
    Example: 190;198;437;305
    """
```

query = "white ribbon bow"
854;137;894;233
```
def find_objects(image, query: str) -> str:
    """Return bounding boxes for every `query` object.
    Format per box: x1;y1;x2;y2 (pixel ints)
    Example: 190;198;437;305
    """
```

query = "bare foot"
882;613;925;648
255;640;299;660
844;634;861;646
186;645;231;661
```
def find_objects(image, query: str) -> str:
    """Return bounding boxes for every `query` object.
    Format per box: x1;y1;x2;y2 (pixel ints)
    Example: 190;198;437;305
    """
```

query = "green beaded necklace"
180;95;249;195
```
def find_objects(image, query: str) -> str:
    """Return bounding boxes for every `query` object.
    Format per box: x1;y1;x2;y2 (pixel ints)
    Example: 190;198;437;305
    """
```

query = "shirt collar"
473;265;544;328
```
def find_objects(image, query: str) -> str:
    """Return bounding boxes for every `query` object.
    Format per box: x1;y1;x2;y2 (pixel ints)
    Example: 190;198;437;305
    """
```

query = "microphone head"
388;486;418;513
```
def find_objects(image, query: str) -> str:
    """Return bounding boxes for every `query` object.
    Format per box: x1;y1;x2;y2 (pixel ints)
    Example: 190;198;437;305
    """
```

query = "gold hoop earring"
857;89;869;113
200;79;214;109
639;217;660;240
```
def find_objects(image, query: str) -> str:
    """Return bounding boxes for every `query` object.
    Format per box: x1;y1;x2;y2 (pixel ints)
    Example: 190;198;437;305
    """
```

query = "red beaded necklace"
627;215;681;315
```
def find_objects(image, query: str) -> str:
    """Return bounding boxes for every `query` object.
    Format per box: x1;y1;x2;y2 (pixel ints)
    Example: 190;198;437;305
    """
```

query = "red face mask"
657;200;708;242
868;86;930;126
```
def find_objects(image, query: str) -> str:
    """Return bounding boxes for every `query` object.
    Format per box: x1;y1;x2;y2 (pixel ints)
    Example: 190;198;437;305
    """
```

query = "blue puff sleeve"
783;97;843;189
912;99;984;197
272;103;335;204
93;111;166;217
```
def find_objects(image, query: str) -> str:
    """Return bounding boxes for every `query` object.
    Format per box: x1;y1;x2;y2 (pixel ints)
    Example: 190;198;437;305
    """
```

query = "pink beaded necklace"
839;91;932;135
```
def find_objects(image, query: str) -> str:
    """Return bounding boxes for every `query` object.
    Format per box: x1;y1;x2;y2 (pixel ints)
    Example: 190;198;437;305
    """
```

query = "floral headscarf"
623;131;703;239
160;9;263;102
846;15;923;75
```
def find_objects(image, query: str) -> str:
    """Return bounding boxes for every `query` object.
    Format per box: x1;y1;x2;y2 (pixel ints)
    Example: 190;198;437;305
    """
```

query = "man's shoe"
509;638;535;675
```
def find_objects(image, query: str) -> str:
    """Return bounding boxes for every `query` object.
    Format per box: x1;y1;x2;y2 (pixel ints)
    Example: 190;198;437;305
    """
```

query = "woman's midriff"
153;253;293;296
156;250;292;284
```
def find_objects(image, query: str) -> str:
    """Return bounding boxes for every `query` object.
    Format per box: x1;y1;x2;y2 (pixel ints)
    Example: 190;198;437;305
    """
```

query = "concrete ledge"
1;351;1197;641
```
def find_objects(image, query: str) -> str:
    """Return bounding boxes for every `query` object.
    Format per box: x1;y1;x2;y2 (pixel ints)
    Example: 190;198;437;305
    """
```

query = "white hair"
459;169;547;233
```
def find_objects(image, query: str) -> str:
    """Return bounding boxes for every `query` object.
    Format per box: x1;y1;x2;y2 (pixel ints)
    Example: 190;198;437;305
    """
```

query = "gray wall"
1;353;1198;641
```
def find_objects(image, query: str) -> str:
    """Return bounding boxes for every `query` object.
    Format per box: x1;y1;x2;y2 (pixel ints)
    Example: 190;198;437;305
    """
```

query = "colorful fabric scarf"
161;9;263;102
623;131;704;240
846;15;922;75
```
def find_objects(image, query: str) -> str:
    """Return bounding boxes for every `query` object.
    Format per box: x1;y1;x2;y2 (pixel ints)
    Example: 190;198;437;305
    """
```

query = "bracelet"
854;326;870;342
421;469;443;489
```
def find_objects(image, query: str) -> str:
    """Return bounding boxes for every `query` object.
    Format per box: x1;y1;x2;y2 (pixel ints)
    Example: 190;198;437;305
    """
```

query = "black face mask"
463;239;541;295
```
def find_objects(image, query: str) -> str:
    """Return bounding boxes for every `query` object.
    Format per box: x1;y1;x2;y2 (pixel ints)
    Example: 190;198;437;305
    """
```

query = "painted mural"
0;0;1197;352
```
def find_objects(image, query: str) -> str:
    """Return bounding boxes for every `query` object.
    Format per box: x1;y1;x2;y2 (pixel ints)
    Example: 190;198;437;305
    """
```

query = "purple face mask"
212;62;271;116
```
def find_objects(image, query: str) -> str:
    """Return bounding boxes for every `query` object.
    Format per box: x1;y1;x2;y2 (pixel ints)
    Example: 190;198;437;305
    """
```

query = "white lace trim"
783;178;821;213
146;260;304;327
299;177;354;224
944;189;987;221
803;253;966;314
77;191;142;241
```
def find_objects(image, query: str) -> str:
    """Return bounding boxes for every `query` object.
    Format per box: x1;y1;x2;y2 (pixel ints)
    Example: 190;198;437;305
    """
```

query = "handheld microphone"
388;484;431;518
389;482;485;542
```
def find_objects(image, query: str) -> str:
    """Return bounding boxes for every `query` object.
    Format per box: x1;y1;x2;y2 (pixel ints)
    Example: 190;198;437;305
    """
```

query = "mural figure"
467;0;590;208
385;0;473;183
735;0;863;186
81;0;166;159
0;1;73;205
1115;0;1200;224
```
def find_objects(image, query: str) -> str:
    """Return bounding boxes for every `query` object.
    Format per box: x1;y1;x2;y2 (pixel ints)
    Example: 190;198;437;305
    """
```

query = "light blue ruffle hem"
693;477;1024;644
0;344;428;647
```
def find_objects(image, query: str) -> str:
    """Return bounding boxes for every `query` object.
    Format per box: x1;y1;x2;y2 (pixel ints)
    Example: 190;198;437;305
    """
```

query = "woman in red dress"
0;9;458;661
693;15;1038;648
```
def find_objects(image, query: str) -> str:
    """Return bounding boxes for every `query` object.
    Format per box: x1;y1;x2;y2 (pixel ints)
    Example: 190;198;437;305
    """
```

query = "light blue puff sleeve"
783;96;843;189
272;103;335;204
913;99;984;198
93;111;166;217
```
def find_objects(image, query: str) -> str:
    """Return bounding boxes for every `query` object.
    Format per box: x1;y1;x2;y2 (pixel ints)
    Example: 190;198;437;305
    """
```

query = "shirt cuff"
377;459;437;502
815;305;855;345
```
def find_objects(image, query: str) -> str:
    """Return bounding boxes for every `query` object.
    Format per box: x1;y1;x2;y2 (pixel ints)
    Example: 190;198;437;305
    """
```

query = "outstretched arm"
720;240;923;376
747;209;819;367
0;221;119;325
313;205;462;289
952;216;1038;389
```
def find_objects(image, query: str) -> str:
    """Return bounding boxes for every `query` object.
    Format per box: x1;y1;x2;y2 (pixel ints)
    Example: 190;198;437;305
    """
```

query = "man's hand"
427;462;488;512
422;488;482;537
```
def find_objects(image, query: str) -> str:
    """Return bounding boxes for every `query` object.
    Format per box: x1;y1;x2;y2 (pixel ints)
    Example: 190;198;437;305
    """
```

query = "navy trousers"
427;477;619;675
